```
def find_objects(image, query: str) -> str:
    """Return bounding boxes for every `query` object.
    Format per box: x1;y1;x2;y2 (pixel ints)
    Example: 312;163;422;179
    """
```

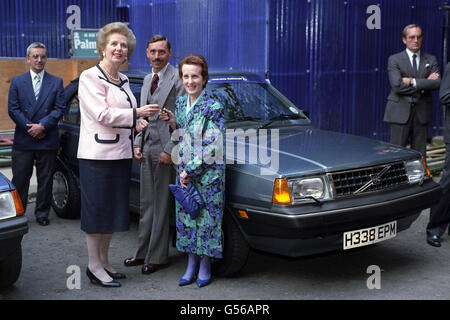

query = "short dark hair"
178;54;209;88
147;34;171;51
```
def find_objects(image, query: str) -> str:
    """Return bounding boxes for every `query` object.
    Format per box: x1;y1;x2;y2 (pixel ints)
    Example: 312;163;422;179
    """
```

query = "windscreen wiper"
227;116;264;123
259;114;303;129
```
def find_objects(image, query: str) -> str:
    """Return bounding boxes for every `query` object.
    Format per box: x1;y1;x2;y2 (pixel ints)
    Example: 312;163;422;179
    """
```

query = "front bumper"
0;216;28;260
229;180;441;257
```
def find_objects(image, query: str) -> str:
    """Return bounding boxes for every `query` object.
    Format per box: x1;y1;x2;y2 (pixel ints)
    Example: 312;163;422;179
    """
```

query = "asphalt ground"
0;165;449;315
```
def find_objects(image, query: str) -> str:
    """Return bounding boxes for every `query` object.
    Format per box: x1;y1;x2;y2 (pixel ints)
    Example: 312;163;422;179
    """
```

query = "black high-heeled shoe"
86;268;121;287
104;268;126;280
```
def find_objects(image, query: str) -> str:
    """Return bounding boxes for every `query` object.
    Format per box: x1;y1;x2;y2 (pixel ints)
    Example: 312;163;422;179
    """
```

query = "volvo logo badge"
370;174;381;186
354;165;391;194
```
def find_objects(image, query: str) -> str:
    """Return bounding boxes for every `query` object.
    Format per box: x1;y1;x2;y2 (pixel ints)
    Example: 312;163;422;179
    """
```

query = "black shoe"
104;268;126;280
123;257;145;267
142;264;163;274
427;234;441;247
86;268;121;287
36;217;50;226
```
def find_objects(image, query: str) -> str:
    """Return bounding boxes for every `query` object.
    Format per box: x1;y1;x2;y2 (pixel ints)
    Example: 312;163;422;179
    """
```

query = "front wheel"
212;210;250;277
0;245;22;288
51;160;81;219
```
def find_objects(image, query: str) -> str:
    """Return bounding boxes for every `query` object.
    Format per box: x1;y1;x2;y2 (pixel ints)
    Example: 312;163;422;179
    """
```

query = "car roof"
125;69;265;83
65;68;266;90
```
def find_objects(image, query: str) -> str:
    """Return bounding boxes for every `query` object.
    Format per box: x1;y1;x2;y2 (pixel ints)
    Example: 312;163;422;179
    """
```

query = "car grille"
329;162;408;197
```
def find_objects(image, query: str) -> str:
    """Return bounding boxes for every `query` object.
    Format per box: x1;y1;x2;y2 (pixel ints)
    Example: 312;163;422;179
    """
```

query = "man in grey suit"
124;35;185;274
384;24;440;156
426;62;450;247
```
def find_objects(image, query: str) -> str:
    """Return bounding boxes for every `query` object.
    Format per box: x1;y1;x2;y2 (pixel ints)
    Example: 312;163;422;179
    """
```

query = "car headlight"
290;177;324;198
282;176;332;204
404;158;428;184
0;190;24;221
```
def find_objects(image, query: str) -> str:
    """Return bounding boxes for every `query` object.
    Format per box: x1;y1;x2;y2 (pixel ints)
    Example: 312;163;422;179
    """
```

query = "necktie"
412;54;417;78
150;73;159;95
34;74;41;100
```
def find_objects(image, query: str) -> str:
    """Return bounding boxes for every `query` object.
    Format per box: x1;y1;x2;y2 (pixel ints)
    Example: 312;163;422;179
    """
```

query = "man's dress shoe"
123;257;144;267
142;264;161;274
427;234;441;247
36;217;50;226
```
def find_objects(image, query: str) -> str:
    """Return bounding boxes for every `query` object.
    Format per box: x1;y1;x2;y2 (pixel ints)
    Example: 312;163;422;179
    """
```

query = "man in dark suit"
8;42;65;226
384;24;440;156
124;35;185;273
426;62;450;247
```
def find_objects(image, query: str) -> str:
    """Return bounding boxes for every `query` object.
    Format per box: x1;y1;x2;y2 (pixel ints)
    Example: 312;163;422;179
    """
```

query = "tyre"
51;160;81;219
0;245;22;289
212;209;250;277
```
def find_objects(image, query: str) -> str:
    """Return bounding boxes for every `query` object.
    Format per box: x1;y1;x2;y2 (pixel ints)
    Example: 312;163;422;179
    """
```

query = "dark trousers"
389;105;428;157
11;149;56;219
427;143;450;236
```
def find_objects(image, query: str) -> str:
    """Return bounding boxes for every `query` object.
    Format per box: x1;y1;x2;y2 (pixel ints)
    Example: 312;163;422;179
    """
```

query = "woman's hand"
180;170;190;189
135;118;148;132
160;108;176;130
137;104;160;117
133;146;143;162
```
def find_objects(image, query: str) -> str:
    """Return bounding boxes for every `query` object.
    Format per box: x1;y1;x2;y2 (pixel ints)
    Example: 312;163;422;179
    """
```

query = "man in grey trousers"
124;35;185;274
384;24;440;156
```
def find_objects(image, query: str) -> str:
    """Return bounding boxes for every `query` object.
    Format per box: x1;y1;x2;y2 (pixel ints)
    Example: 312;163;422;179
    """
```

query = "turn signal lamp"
12;190;24;216
238;210;249;219
422;156;431;178
272;178;292;205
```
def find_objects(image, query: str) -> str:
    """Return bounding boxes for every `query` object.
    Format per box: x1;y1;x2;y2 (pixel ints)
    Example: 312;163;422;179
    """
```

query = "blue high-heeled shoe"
178;275;196;286
196;276;211;288
179;254;200;286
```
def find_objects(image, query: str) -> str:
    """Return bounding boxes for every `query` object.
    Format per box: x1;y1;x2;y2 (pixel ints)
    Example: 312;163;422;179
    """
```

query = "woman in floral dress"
162;54;225;287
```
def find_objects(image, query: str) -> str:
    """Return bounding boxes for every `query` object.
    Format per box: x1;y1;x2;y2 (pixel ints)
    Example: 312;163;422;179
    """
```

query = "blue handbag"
169;182;205;219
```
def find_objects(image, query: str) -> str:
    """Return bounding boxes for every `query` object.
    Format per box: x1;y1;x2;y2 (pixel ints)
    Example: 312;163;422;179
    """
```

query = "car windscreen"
205;81;309;124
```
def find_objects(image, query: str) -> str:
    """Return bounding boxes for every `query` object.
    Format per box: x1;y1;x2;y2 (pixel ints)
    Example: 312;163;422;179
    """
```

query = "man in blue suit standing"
8;42;65;226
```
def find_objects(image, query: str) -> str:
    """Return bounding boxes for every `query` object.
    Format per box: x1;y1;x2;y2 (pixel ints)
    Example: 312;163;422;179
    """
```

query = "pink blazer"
77;65;137;160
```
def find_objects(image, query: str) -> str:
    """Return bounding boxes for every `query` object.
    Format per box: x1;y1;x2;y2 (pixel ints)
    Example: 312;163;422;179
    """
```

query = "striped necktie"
34;74;41;100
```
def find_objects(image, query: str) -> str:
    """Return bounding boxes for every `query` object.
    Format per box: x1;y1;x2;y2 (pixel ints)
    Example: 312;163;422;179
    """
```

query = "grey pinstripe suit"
133;64;185;264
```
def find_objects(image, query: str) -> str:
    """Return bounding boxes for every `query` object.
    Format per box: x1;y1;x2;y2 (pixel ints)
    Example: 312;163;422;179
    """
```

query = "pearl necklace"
100;64;120;82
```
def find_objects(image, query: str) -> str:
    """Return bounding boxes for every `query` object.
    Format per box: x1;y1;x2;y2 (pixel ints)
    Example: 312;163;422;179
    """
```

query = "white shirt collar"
152;63;170;83
406;49;420;65
30;69;45;80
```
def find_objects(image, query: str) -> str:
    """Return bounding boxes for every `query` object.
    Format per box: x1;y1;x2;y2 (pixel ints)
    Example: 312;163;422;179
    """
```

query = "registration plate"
343;221;397;250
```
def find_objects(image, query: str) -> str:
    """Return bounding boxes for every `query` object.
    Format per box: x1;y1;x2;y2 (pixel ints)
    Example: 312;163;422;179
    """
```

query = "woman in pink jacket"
77;22;155;288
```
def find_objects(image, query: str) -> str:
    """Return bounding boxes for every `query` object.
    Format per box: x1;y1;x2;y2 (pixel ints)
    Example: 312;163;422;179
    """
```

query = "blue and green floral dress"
172;91;225;259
